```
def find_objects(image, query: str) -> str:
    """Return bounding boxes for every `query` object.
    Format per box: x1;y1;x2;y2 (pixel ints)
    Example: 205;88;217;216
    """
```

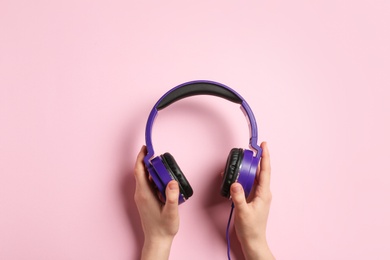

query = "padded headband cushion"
156;81;242;110
220;148;243;198
161;153;194;199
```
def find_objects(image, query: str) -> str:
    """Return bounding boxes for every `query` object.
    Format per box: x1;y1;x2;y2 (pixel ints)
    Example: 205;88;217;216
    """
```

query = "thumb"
230;183;248;212
163;180;180;217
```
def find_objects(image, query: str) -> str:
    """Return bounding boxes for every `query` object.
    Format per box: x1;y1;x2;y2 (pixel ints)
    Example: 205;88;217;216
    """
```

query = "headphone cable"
226;202;235;260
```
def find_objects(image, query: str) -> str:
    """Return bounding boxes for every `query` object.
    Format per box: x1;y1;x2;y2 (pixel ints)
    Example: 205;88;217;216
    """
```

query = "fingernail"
168;181;179;190
231;183;242;193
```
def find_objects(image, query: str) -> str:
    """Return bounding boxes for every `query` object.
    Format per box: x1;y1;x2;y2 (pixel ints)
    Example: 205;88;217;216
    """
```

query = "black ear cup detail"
161;153;194;199
220;148;243;198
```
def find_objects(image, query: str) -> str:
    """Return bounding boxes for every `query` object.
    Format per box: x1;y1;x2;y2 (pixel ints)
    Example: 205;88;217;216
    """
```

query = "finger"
254;142;271;198
134;146;156;203
134;146;148;185
230;183;248;213
259;142;271;188
162;180;180;218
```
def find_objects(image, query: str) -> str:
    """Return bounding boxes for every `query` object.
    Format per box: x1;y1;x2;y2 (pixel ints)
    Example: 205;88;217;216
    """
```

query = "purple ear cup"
221;148;244;198
149;155;188;204
237;149;260;198
221;148;259;198
144;80;261;204
161;153;194;199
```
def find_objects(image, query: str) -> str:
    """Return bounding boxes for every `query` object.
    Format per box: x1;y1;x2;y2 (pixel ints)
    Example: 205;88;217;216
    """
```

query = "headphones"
144;80;262;204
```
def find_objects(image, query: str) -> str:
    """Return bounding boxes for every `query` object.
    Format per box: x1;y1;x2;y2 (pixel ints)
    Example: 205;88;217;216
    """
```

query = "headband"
144;80;261;164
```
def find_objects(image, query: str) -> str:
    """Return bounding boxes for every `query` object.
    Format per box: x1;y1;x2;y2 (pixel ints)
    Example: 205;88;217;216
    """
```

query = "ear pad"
161;153;194;200
220;148;243;198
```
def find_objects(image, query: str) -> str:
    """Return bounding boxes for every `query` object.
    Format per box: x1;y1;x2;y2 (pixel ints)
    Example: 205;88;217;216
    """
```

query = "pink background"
1;1;389;259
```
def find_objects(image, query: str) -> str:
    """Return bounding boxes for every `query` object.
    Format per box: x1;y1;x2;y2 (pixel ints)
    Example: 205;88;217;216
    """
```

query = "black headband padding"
156;82;242;110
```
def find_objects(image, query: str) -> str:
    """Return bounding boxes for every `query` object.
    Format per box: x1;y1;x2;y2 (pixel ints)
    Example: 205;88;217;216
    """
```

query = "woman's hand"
134;146;180;260
230;142;275;260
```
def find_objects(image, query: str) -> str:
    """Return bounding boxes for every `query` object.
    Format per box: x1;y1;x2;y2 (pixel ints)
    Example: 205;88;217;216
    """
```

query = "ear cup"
220;148;243;198
161;153;194;200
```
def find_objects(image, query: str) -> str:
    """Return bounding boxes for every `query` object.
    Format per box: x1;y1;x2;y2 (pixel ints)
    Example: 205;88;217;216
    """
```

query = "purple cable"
226;203;235;260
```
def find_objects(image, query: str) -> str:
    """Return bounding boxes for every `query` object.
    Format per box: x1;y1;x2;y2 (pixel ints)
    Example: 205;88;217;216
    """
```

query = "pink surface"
1;1;389;259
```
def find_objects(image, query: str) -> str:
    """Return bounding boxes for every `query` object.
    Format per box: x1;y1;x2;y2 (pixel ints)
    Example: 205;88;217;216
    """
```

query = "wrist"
240;238;275;260
141;236;174;260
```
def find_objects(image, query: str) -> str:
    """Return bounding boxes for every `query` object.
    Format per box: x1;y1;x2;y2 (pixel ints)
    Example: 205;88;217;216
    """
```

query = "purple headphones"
144;80;262;204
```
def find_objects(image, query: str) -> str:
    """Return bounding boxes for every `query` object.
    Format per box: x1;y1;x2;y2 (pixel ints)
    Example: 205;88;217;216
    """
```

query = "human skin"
230;142;275;260
133;142;275;260
133;146;180;260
